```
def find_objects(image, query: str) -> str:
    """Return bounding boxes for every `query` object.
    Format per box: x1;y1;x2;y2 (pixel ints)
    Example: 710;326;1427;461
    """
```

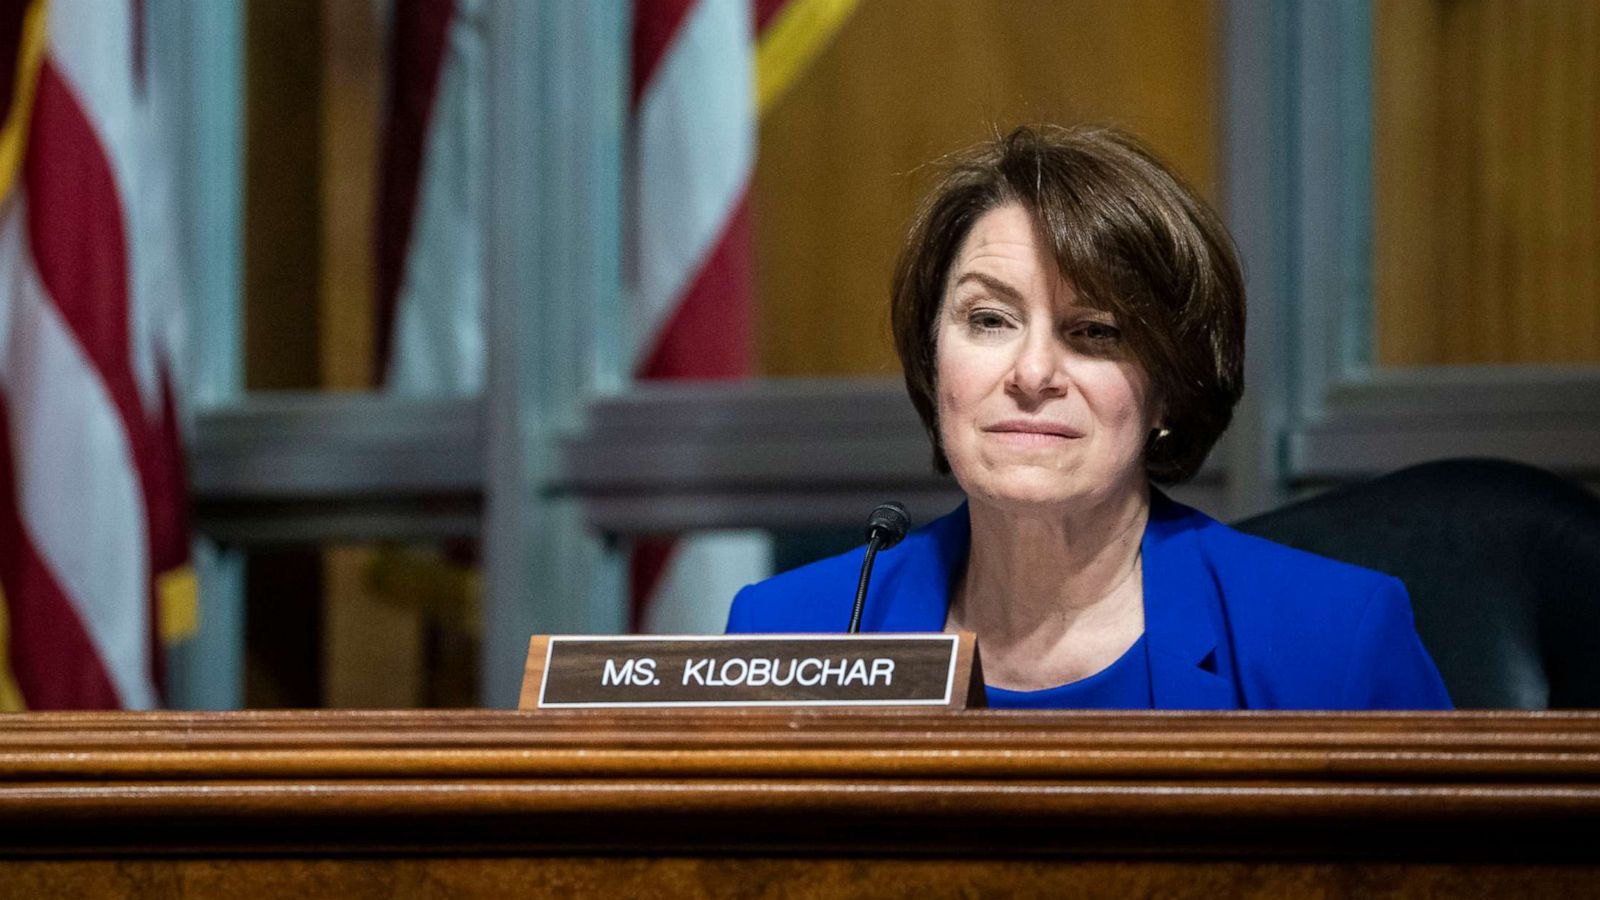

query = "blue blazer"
726;493;1452;710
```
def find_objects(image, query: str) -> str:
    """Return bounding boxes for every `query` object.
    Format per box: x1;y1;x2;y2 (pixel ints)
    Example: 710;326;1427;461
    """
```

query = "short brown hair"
890;125;1245;484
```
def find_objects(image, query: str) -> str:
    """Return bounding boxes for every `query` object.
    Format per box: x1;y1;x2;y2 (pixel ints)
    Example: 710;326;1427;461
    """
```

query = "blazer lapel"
871;503;968;633
1143;493;1241;710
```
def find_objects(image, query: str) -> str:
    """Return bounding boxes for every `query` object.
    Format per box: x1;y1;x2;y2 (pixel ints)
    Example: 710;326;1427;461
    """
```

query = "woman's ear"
1149;395;1168;434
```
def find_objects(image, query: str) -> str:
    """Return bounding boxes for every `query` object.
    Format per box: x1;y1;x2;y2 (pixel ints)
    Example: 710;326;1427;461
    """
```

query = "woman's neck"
949;484;1151;690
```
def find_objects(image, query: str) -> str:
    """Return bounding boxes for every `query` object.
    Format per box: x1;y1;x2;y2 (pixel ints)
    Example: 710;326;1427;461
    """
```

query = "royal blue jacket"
726;493;1452;710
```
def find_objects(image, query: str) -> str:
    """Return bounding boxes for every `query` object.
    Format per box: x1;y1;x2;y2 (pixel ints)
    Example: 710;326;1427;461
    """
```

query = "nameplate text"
519;633;982;709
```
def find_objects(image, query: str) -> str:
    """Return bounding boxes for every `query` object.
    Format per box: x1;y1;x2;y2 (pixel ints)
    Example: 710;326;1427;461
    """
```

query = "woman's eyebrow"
951;271;1024;303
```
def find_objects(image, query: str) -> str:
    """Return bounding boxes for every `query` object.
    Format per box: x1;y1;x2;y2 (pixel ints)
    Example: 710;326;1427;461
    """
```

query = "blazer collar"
874;492;1237;708
1141;491;1238;709
870;503;968;633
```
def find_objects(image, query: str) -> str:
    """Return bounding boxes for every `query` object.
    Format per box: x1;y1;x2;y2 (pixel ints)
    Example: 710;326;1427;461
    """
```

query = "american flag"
375;0;856;635
0;0;192;710
628;0;856;633
377;0;484;399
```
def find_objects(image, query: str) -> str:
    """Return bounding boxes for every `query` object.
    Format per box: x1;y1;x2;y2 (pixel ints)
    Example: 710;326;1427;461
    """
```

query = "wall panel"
754;0;1219;377
1375;0;1600;366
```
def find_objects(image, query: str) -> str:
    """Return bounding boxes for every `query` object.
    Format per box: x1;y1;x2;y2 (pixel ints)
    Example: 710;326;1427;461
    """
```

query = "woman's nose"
1005;332;1068;402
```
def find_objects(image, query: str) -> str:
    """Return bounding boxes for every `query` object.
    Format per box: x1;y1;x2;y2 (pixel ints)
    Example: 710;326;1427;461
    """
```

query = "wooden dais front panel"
0;710;1598;897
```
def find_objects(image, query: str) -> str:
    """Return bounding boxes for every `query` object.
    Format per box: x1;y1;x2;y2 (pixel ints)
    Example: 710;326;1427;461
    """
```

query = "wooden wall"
754;0;1219;377
242;0;434;709
1375;0;1600;366
243;0;323;392
244;0;379;392
240;0;326;709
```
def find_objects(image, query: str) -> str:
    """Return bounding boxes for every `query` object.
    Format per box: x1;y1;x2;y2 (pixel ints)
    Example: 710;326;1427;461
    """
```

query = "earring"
1154;426;1171;441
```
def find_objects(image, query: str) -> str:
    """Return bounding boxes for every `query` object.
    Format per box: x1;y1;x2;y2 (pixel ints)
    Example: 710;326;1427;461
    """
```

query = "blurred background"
0;0;1594;711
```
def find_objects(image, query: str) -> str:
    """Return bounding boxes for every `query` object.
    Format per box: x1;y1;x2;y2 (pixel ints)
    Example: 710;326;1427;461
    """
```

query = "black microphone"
849;501;910;634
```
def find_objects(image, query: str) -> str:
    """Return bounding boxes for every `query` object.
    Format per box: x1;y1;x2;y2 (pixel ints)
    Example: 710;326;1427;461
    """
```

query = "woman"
726;125;1450;710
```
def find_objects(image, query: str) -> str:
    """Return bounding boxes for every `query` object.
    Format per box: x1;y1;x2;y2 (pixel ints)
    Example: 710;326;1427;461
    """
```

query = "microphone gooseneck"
849;502;910;634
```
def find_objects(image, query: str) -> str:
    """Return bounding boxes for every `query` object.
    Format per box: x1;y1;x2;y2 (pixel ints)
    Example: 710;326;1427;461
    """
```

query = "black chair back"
1234;459;1600;709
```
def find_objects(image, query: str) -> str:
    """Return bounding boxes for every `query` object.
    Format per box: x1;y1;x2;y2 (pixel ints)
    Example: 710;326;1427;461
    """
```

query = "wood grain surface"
4;857;1599;900
0;709;1597;860
3;710;1598;896
1375;0;1600;365
753;0;1217;378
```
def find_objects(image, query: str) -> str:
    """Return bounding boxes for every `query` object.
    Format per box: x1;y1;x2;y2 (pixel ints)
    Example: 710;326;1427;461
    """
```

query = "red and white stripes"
627;0;857;633
632;0;756;382
629;0;764;633
0;0;189;709
377;0;485;397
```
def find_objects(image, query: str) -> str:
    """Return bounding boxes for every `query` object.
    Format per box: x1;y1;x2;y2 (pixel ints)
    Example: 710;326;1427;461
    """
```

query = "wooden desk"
1;710;1597;897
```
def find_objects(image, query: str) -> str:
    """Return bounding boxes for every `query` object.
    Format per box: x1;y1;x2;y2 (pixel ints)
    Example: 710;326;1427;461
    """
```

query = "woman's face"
935;204;1159;515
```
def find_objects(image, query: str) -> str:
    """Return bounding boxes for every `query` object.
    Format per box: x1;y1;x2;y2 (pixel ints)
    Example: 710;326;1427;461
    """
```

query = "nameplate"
518;633;983;710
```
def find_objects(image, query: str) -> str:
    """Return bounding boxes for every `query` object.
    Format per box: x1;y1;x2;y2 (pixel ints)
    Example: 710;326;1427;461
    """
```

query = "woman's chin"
961;468;1098;515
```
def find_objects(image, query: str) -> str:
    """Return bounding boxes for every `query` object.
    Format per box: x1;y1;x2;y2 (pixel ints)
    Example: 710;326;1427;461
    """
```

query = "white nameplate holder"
518;633;985;710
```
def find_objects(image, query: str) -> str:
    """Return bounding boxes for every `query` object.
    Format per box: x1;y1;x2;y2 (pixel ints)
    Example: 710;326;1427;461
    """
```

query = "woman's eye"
967;310;1010;332
1074;322;1121;342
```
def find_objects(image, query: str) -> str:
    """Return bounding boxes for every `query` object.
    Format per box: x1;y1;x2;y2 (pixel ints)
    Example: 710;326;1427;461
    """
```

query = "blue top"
986;634;1154;709
726;492;1453;710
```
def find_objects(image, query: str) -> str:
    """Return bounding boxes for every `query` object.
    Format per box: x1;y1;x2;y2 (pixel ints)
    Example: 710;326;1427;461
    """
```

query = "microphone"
849;501;910;634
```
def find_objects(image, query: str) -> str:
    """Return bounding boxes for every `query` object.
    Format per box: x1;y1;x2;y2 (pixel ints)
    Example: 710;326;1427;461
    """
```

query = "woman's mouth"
982;420;1084;445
